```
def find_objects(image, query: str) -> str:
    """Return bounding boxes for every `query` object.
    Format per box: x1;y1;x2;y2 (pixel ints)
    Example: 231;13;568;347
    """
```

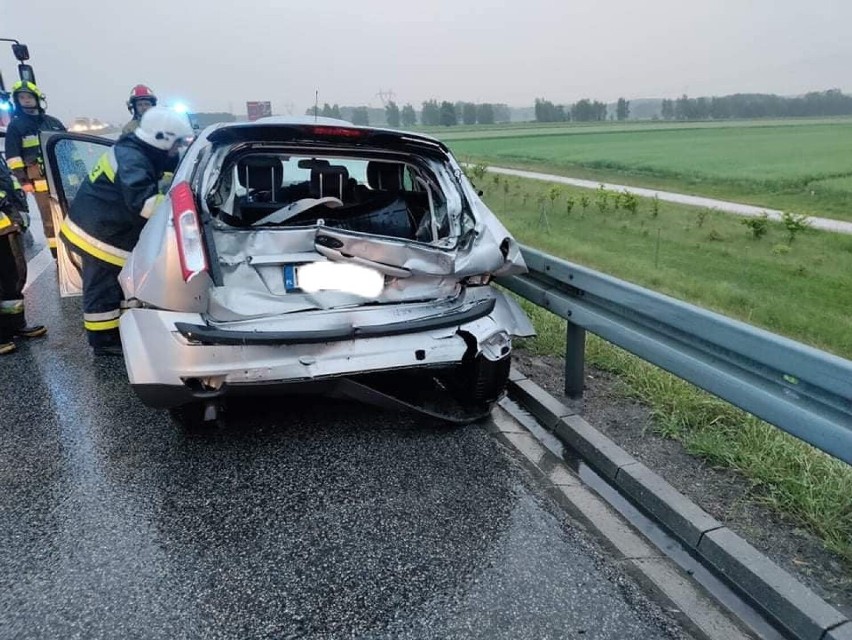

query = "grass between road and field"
444;118;852;221
474;171;852;565
474;171;852;358
517;303;852;569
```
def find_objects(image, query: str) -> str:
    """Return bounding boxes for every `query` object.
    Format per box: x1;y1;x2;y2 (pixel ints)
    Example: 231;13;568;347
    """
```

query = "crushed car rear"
118;117;534;423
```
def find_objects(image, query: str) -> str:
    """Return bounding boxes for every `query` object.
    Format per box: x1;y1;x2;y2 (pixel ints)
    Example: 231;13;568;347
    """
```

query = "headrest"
366;161;403;192
310;165;350;200
237;156;282;193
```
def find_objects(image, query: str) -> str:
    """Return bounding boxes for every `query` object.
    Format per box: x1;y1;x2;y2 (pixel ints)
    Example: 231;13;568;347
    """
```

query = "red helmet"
127;84;157;114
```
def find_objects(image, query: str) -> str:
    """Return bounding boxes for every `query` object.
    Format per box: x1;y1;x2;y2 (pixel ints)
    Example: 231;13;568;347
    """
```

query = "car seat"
237;156;283;203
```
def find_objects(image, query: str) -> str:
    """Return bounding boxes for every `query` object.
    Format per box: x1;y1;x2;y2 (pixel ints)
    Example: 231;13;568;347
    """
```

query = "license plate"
283;265;300;291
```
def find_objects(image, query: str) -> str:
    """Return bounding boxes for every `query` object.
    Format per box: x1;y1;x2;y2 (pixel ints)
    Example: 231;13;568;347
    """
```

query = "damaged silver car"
43;117;534;426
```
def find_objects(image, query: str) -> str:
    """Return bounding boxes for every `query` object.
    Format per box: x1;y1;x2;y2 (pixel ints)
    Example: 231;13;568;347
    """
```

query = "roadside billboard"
246;101;272;121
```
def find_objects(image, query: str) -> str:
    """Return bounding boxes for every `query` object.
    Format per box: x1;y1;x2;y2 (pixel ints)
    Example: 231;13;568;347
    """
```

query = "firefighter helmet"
127;84;158;115
11;80;46;112
134;106;193;151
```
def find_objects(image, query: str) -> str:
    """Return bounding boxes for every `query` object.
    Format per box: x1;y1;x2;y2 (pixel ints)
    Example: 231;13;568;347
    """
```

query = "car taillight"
170;181;208;283
307;126;366;138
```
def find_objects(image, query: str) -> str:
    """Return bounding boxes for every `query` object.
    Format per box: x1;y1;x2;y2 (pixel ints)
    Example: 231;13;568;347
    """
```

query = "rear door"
41;131;114;297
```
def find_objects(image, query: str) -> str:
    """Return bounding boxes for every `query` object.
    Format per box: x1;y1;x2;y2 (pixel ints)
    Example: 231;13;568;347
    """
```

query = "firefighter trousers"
0;230;28;341
25;164;56;258
80;254;124;349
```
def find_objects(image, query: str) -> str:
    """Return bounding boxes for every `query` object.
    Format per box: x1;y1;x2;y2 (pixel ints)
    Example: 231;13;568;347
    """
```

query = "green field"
445;118;852;220
478;172;852;565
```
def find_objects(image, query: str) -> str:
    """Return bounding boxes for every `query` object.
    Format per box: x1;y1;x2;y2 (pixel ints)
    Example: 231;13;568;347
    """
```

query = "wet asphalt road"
1;229;688;639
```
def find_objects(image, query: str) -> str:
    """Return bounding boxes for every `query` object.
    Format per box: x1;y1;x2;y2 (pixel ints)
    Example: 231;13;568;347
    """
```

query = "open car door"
41;131;114;297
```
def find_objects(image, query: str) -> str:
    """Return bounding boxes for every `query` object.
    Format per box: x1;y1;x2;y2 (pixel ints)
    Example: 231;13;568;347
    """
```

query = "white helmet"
134;106;194;151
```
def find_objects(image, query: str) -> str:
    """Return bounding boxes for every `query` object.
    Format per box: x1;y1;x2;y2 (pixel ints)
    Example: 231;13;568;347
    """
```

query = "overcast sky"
3;0;851;124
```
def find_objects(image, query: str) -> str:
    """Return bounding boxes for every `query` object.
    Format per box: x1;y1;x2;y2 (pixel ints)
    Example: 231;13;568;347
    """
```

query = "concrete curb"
507;368;850;640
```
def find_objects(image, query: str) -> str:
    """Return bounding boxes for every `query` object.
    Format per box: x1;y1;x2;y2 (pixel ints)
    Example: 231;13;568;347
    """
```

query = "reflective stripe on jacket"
4;112;66;171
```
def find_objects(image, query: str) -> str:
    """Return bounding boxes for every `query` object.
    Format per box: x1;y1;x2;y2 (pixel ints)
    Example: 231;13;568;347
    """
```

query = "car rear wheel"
444;353;512;405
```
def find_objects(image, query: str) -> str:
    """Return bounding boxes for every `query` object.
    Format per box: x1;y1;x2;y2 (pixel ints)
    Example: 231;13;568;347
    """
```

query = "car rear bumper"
119;286;534;408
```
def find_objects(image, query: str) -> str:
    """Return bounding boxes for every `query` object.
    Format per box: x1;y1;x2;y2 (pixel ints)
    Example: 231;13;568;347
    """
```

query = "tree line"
534;97;631;122
306;100;510;127
659;90;852;120
306;88;852;127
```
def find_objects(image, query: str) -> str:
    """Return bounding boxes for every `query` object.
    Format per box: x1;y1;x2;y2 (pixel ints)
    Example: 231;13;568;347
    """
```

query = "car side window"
54;139;109;205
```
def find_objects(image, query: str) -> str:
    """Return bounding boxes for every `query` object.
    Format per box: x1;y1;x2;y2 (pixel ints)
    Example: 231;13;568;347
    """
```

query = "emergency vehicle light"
170;182;208;283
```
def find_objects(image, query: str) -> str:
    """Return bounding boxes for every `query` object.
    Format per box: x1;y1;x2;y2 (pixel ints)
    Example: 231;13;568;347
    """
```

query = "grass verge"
471;171;852;358
478;170;852;566
517;300;852;568
458;155;852;223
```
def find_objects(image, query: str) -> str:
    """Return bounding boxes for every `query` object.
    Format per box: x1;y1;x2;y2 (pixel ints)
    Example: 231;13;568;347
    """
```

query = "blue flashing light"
173;102;189;114
0;101;11;112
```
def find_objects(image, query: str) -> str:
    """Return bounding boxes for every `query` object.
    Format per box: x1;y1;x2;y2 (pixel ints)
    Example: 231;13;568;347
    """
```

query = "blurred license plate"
283;265;300;291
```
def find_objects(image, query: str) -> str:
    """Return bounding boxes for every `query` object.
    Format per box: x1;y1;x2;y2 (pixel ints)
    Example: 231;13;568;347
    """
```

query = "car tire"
168;400;224;431
445;353;512;405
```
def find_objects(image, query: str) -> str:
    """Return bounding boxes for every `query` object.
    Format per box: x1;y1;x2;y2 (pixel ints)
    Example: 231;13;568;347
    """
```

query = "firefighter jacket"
5;112;66;185
0;158;25;235
60;134;173;267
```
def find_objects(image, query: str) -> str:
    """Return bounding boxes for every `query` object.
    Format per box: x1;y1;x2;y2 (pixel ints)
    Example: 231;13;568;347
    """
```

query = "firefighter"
4;81;66;259
122;85;157;135
59;107;193;356
0;155;47;355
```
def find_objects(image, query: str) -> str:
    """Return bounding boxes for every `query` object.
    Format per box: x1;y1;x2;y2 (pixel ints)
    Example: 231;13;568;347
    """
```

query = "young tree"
321;103;334;118
401;103;417;127
439;101;457;126
331;104;341;119
616;98;630;121
661;99;675;120
385;101;401;128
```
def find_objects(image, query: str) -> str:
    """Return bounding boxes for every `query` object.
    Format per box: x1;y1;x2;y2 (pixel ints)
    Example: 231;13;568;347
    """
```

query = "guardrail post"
564;321;586;399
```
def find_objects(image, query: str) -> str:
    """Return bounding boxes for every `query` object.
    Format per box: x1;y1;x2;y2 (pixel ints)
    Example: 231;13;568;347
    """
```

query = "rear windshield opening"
205;151;468;245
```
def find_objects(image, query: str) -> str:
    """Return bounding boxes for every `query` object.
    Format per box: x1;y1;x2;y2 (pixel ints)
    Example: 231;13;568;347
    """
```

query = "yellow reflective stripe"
33;179;48;192
47;237;57;248
12;81;42;97
11;177;22;190
0;299;24;314
0;214;12;230
84;318;120;331
22;135;40;148
89;149;117;183
7;157;24;170
60;218;129;267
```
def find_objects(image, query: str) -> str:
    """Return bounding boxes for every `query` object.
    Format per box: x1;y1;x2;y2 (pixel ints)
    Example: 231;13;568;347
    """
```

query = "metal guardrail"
497;245;852;464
